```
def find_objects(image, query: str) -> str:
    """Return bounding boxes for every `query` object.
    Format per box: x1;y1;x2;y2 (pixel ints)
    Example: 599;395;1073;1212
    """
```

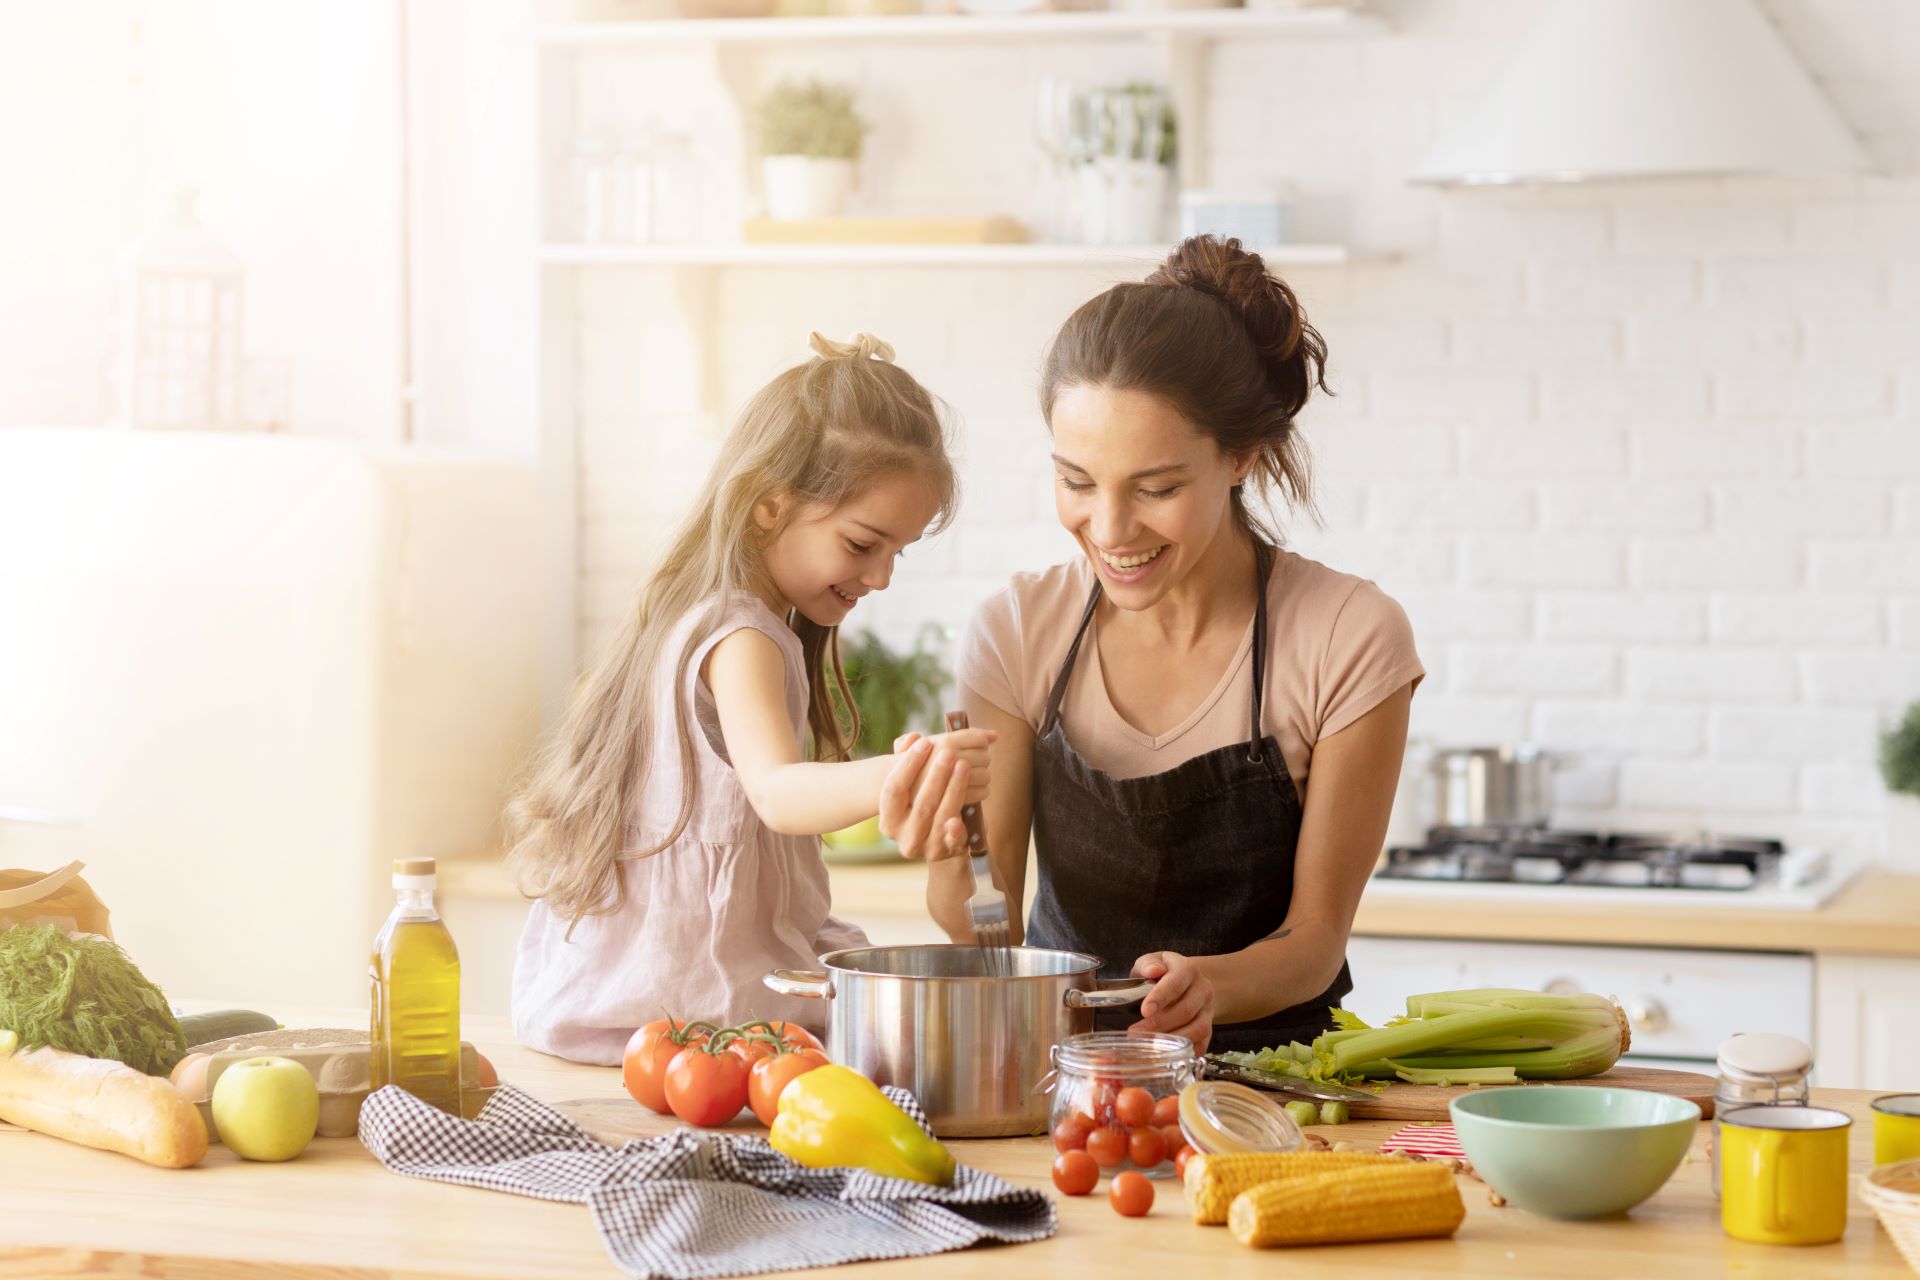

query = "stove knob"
1627;999;1669;1035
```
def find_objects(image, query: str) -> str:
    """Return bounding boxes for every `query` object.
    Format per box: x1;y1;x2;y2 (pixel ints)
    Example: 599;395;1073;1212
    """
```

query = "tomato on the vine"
664;1041;750;1127
622;1018;708;1115
747;1045;828;1125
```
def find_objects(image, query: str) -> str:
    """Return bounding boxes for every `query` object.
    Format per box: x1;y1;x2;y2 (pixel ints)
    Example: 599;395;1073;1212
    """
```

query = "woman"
884;236;1422;1054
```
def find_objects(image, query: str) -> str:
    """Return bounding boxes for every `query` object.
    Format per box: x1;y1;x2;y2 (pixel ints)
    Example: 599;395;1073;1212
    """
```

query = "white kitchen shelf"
536;8;1384;47
538;240;1352;265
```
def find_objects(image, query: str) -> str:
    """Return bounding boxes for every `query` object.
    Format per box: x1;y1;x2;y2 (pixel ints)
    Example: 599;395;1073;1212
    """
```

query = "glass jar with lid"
1711;1032;1812;1197
1046;1031;1204;1179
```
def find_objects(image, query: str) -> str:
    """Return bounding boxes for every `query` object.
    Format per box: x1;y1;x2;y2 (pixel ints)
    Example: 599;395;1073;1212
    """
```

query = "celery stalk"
1312;991;1630;1080
1388;1064;1521;1086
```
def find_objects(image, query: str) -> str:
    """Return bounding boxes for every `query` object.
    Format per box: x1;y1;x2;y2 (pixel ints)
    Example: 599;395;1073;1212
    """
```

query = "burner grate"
1378;829;1786;892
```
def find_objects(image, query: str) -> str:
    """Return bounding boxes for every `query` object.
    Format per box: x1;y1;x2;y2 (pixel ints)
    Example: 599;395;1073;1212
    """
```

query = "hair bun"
808;331;897;364
1148;236;1325;401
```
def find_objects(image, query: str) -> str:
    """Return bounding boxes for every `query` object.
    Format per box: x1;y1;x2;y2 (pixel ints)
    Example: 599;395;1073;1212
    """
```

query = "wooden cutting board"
1345;1067;1717;1122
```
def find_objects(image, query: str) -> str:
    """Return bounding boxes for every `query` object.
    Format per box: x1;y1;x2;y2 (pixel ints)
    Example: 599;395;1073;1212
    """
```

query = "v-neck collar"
1083;606;1259;752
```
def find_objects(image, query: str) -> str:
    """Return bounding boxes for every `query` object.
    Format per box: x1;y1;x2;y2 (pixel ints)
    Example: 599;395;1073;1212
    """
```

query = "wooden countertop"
0;1011;1912;1279
443;857;1920;957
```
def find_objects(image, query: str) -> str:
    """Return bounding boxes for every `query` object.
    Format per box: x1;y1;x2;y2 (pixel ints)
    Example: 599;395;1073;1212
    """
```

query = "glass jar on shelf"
569;135;632;243
645;132;702;244
1044;1031;1205;1179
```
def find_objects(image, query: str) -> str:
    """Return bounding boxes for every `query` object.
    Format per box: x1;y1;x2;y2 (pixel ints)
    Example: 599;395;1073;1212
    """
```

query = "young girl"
507;332;993;1065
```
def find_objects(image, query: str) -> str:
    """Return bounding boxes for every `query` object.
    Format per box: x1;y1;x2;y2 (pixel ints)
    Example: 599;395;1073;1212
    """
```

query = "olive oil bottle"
369;857;461;1112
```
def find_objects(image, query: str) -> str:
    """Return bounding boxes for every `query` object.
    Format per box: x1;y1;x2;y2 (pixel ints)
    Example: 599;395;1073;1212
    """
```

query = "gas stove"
1367;827;1857;910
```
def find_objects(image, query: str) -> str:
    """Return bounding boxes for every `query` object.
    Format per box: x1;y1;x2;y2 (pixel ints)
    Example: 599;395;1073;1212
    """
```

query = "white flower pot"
1076;157;1171;245
762;156;856;220
1889;792;1920;875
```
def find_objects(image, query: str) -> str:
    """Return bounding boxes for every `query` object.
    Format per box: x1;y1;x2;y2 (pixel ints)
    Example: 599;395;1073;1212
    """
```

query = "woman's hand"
878;730;991;862
1129;951;1215;1054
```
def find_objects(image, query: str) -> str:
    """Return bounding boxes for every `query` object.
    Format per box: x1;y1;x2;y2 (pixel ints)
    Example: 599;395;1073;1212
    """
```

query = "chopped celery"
1318;1101;1350;1125
1284;1100;1320;1128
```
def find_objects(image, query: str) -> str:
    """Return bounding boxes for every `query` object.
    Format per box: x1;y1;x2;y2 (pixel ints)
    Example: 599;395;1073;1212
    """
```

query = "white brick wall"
562;0;1920;863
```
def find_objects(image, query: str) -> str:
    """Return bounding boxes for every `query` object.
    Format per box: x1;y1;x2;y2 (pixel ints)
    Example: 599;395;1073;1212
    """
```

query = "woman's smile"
1093;543;1169;583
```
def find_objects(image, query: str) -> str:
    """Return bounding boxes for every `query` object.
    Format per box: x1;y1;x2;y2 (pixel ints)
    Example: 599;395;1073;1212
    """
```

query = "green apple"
824;816;883;849
211;1056;319;1162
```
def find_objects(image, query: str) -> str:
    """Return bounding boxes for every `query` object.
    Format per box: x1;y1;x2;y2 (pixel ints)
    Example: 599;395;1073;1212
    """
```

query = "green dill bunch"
0;924;187;1075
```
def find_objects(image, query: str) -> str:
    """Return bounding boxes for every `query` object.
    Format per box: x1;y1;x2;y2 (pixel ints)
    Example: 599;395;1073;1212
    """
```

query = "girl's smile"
759;470;942;627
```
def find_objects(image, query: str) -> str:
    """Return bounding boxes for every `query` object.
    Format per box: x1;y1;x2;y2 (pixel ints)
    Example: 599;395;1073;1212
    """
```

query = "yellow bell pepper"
768;1064;955;1187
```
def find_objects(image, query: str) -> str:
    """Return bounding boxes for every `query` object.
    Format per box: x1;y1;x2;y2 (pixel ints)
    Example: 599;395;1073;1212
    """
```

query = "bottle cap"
394;857;436;876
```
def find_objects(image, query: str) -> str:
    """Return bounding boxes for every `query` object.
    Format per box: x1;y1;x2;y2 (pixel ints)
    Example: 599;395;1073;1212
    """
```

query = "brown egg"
169;1052;211;1099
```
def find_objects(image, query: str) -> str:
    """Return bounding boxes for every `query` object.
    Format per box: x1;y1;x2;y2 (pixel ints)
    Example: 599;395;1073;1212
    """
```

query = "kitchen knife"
1203;1056;1380;1103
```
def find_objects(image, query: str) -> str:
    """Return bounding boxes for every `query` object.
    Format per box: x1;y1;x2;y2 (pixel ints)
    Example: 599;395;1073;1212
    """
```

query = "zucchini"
177;1009;280;1048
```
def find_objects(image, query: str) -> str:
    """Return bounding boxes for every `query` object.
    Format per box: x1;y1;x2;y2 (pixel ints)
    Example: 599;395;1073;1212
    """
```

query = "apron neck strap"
1040;541;1276;752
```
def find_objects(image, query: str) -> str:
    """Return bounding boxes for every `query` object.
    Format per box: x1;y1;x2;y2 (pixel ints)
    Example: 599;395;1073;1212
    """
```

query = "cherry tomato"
1085;1124;1128;1168
1109;1171;1155;1217
622;1018;707;1115
747;1046;828;1125
664;1043;749;1127
1160;1124;1186;1155
1052;1113;1094;1153
1151;1094;1179;1128
1174;1146;1195;1180
1127;1125;1167;1168
1052;1149;1099;1196
1113;1087;1155;1129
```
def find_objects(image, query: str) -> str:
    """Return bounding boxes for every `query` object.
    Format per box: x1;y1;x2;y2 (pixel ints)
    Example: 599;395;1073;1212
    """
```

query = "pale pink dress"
512;594;869;1065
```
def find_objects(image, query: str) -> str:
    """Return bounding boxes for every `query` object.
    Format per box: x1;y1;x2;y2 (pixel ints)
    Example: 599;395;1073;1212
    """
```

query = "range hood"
1410;0;1870;187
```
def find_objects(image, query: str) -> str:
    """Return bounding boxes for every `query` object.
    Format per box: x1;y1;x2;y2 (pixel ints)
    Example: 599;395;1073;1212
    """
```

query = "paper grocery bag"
0;862;113;939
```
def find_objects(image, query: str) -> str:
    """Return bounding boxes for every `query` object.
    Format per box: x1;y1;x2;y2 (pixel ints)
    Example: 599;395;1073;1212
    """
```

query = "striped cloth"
1377;1121;1467;1159
358;1083;1055;1280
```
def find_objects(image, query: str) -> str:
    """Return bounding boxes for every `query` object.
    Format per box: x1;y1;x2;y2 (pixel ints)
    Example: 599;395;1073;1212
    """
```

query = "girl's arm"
706;627;991;837
886;690;1035;944
1128;683;1412;1050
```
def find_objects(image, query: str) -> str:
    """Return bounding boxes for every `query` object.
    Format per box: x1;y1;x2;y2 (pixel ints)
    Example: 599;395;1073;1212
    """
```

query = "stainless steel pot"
763;944;1153;1138
1429;743;1566;828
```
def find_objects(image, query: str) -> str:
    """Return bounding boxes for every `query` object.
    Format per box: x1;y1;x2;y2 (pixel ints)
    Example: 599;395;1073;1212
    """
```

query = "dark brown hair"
1040;235;1330;542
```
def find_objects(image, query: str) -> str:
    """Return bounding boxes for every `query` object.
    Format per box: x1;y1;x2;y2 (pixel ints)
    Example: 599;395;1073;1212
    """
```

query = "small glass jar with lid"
1046;1031;1205;1179
1711;1032;1812;1197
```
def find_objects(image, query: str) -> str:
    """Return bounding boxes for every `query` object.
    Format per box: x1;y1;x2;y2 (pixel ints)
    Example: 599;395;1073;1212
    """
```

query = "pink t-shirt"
957;551;1424;793
512;594;868;1066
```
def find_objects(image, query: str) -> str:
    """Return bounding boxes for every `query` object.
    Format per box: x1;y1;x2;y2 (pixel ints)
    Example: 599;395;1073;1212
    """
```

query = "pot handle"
1065;978;1157;1009
763;969;835;1000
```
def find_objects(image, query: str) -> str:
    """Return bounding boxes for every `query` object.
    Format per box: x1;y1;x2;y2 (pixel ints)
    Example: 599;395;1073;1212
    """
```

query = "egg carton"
178;1034;496;1140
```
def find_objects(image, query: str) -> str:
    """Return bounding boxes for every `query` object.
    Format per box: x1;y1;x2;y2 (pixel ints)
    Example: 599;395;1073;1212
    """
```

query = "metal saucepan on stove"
764;945;1153;1138
1428;743;1571;829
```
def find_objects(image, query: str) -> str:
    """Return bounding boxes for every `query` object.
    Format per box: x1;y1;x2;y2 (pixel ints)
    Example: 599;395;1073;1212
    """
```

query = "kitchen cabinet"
1816;954;1920;1093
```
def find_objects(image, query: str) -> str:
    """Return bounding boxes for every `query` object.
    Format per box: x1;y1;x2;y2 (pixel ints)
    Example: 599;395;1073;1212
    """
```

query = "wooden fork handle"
943;710;990;858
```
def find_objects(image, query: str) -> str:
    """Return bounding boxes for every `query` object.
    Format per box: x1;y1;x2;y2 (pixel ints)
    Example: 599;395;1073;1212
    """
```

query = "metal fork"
945;711;1012;976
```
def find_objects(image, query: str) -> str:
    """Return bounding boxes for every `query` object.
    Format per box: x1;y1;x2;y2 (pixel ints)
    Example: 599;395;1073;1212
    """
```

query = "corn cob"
1227;1161;1465;1248
1184;1150;1402;1225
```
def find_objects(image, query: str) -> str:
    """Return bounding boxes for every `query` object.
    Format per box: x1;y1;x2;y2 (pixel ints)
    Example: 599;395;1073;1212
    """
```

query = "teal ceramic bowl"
1450;1086;1701;1220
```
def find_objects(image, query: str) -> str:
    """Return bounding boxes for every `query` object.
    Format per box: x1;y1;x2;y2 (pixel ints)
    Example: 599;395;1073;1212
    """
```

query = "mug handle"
1760;1130;1791;1236
763;969;835;1000
1065;978;1156;1009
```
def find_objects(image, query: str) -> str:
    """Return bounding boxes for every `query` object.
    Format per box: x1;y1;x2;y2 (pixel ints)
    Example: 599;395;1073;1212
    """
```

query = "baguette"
0;1041;208;1168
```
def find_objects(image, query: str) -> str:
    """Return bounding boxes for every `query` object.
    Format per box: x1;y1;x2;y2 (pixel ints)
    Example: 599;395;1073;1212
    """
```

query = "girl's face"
759;469;942;627
1049;384;1251;611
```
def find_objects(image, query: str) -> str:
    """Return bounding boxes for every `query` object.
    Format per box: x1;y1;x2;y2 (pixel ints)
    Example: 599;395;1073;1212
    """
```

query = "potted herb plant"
1881;701;1920;873
823;626;949;860
755;80;869;220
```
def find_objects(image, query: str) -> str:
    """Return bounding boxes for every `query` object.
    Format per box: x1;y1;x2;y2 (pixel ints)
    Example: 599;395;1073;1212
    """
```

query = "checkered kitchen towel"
358;1083;1055;1280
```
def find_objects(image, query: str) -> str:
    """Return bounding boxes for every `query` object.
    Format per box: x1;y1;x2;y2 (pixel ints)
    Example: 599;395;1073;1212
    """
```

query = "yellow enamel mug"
1874;1094;1920;1165
1720;1105;1852;1246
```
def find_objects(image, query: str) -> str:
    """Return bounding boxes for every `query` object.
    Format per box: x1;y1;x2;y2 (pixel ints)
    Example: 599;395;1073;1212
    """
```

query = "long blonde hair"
506;332;957;922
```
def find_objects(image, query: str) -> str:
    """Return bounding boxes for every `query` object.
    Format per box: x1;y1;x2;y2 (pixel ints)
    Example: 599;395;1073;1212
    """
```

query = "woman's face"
1050;384;1251;611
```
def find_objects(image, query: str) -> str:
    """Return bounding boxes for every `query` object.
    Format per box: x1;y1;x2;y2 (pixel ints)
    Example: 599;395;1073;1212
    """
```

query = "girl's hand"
879;731;986;861
1128;951;1215;1054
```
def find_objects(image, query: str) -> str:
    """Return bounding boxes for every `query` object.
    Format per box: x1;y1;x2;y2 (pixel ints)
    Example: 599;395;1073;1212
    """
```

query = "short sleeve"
956;587;1034;728
1315;581;1424;741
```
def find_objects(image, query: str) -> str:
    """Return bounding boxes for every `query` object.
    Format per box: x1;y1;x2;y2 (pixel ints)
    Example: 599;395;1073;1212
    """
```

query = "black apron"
1025;542;1351;1054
